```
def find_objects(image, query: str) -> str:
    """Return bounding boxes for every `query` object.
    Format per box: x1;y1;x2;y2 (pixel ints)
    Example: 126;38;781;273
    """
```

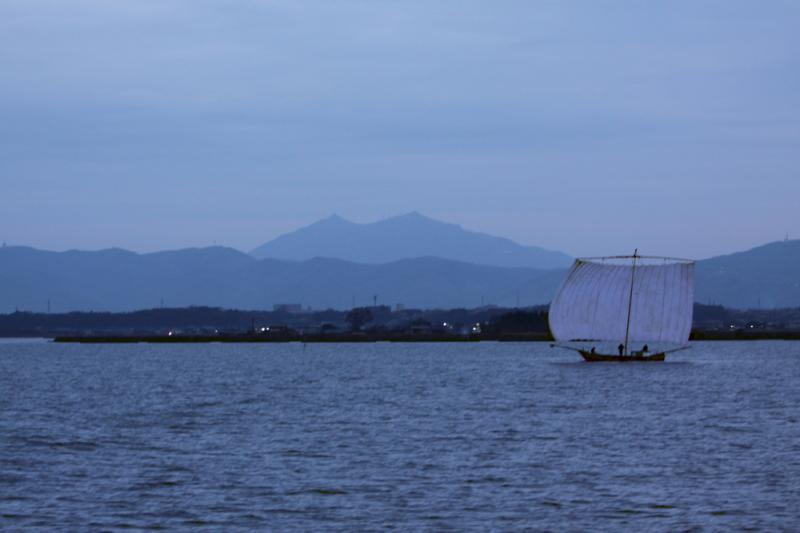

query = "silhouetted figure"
618;343;625;356
642;344;649;353
591;346;596;354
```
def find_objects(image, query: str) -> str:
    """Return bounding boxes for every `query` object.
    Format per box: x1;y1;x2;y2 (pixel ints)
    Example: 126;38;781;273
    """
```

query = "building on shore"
273;303;304;314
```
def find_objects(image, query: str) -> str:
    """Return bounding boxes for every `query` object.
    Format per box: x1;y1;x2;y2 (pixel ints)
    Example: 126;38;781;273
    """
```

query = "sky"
1;0;798;259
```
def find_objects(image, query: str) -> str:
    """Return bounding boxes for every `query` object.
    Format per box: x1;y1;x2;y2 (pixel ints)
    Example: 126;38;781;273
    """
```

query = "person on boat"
642;344;649;353
618;343;624;356
590;347;596;354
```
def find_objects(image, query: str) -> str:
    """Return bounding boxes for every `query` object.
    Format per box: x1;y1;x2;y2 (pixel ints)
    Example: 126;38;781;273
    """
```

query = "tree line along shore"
2;304;800;342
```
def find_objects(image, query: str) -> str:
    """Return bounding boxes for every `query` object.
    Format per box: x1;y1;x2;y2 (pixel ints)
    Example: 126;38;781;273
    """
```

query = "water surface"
1;341;799;530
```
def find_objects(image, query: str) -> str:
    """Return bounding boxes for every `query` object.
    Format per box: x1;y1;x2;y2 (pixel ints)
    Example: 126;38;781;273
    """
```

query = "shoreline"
48;330;800;343
52;333;550;343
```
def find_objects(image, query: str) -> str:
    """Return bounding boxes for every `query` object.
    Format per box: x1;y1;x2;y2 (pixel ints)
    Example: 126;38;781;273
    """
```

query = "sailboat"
548;250;694;362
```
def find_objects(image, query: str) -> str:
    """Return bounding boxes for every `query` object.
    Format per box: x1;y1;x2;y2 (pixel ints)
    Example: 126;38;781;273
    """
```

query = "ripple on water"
0;341;799;530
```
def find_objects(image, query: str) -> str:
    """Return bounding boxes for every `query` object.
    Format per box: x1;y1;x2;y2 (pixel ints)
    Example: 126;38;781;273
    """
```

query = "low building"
273;303;304;314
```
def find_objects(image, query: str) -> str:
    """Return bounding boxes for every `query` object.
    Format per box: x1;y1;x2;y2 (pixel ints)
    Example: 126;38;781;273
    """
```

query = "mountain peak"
321;213;351;224
378;211;444;226
395;210;426;220
250;212;572;269
303;214;355;229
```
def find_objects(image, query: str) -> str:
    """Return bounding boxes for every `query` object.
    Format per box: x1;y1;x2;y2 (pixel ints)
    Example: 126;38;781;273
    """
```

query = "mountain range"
694;240;800;309
250;212;573;269
1;213;798;312
0;246;553;312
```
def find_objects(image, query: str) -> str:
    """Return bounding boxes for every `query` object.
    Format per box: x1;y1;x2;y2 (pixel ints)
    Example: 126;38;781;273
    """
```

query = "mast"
623;249;638;356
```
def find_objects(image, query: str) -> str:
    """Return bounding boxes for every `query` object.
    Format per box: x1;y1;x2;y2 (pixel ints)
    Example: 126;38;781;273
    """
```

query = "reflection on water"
1;341;799;530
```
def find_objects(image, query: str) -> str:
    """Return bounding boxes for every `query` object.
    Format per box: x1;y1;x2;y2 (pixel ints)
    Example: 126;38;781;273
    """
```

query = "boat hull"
578;350;665;362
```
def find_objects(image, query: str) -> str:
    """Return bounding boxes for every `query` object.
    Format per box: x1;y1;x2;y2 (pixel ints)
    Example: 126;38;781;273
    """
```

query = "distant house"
702;320;725;331
273;303;304;314
409;320;432;335
257;325;292;335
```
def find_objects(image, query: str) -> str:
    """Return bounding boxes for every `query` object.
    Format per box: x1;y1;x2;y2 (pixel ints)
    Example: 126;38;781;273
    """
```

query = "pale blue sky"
1;1;798;259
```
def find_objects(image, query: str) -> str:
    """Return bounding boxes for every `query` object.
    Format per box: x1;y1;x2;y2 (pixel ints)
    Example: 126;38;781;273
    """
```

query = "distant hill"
250;212;573;269
1;239;798;312
695;239;800;309
0;246;255;313
0;246;555;312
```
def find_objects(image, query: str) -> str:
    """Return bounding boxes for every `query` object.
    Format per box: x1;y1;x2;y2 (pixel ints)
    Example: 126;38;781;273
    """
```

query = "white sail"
548;259;694;345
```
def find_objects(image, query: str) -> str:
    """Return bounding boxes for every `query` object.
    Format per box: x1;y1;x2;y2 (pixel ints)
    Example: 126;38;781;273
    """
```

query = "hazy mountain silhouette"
694;239;800;309
0;246;254;312
1;239;798;312
250;212;573;269
0;246;554;312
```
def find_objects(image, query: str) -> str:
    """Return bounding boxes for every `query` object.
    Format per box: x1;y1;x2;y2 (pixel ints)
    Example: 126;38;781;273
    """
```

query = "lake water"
1;340;799;531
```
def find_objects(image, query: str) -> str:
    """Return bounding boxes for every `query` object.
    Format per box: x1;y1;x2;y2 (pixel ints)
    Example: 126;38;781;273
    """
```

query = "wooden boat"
549;250;695;362
578;349;665;362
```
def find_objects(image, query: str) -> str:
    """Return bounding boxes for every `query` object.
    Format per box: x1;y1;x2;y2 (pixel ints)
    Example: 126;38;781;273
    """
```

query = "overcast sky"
1;0;798;259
